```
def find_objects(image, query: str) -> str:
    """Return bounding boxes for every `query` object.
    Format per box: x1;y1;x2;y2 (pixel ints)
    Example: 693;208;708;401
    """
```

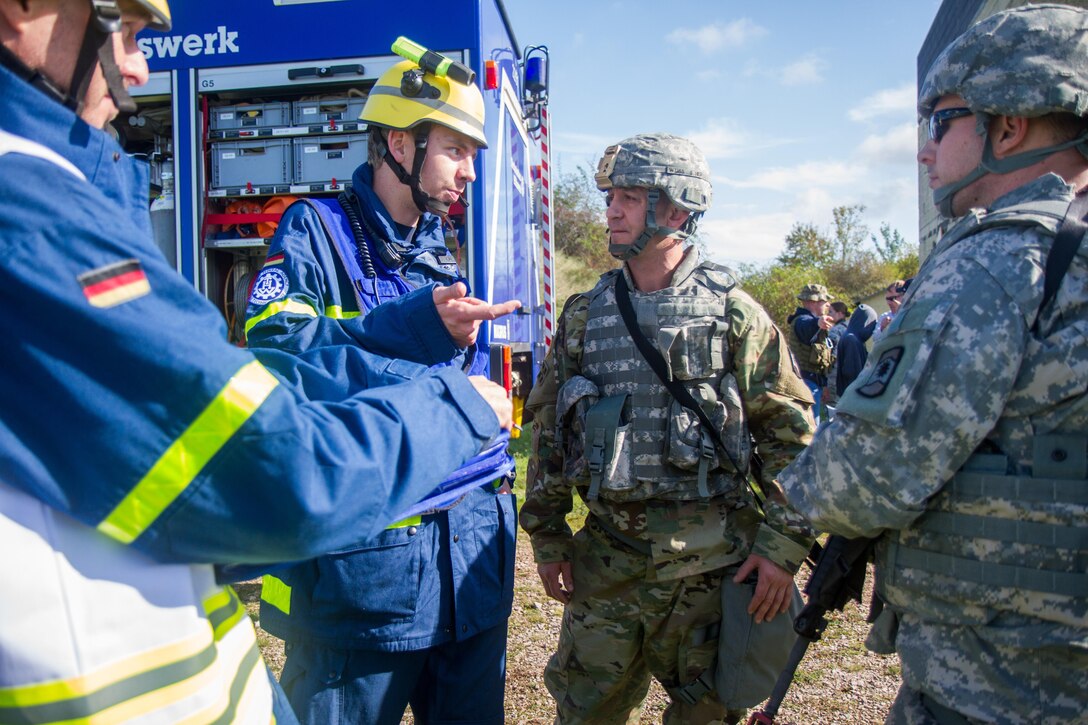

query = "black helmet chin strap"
77;1;137;115
376;125;465;216
0;0;135;116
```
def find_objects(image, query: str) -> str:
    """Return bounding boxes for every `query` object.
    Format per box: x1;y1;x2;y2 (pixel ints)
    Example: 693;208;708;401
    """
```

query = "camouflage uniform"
780;7;1088;723
521;245;815;724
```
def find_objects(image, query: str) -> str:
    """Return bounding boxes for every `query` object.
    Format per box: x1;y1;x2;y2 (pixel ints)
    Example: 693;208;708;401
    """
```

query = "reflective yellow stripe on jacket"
97;360;279;544
243;298;360;336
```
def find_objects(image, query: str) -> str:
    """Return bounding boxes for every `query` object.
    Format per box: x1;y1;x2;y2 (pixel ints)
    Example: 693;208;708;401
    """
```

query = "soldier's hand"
734;554;793;624
817;315;834;331
468;376;514;431
537;561;573;604
433;282;522;348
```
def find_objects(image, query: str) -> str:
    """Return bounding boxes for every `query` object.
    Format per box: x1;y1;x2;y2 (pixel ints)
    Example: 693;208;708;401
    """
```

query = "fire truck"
119;0;555;423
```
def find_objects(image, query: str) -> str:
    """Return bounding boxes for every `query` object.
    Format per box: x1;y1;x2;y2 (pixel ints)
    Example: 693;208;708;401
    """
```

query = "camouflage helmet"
919;4;1088;119
595;133;712;260
595;133;712;213
918;4;1088;218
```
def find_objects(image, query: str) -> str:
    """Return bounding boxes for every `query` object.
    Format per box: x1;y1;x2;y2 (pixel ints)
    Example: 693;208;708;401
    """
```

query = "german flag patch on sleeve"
78;259;151;308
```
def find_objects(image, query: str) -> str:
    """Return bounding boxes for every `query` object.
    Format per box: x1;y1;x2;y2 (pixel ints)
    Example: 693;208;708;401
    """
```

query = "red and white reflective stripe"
540;106;556;349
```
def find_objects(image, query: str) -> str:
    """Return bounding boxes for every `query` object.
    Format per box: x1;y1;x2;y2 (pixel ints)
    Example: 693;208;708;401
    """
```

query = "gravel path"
240;528;900;724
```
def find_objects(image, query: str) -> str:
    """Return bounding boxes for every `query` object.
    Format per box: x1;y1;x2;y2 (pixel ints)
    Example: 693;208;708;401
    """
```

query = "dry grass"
238;427;900;724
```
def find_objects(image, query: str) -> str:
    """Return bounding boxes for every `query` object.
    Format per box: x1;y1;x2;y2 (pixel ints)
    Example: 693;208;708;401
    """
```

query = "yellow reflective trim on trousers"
323;305;360;319
244;298;318;335
0;629;211;709
97;360;280;544
259;575;292;616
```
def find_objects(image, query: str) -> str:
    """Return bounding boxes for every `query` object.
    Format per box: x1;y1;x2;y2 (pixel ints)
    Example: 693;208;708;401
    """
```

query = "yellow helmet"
360;60;487;148
129;0;172;31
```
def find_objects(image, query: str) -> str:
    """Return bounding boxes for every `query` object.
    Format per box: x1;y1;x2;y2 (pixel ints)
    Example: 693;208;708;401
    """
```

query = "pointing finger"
432;282;468;305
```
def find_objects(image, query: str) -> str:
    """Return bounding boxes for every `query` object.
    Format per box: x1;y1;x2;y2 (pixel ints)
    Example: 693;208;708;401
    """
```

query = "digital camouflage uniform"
780;7;1088;724
521;245;815;724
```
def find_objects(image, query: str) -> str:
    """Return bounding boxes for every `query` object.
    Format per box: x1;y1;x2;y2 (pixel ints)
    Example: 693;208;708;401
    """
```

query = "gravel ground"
239;531;899;724
238;426;900;723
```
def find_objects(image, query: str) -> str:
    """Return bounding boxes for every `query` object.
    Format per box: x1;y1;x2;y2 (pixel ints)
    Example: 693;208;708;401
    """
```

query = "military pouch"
660;319;725;381
555;375;599;480
583;393;632;500
716;570;804;710
666;384;726;498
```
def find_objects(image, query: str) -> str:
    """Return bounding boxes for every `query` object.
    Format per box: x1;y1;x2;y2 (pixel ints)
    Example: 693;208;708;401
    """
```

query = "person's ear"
386;129;411;164
989;115;1031;159
664;204;690;229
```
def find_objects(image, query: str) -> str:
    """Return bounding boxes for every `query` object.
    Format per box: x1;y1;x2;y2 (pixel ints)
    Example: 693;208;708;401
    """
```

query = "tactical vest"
876;196;1088;629
562;265;751;502
786;314;832;376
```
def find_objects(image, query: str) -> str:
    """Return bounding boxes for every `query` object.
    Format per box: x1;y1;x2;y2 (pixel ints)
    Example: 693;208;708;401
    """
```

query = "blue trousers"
280;623;508;725
803;378;824;421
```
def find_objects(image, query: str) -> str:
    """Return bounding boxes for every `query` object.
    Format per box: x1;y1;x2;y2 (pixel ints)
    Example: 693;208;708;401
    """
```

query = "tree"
776;222;835;268
831;203;870;264
551;166;616;298
871;222;908;263
740;205;919;321
737;262;826;328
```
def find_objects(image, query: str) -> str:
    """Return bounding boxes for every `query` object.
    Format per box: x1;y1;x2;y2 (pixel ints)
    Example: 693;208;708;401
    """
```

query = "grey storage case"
293;96;367;125
211;138;292;189
210;102;292;131
293;134;366;184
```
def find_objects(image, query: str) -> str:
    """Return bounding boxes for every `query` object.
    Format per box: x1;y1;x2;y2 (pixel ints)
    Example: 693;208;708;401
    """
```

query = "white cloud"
553;131;617;157
665;18;767;55
848;82;916;122
743;54;827;87
855;122;919;166
779;53;827;86
699;212;796;265
685;118;749;159
719;160;863;192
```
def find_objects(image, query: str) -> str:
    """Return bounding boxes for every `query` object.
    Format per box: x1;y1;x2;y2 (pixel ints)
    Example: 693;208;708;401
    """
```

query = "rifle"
747;535;877;725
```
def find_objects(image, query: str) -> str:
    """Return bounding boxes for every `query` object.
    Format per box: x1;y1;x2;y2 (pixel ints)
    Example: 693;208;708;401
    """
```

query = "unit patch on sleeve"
249;267;289;305
855;346;904;398
78;259;150;308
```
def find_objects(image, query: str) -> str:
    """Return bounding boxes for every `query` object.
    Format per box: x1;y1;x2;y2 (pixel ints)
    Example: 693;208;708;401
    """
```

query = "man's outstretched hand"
434;282;521;348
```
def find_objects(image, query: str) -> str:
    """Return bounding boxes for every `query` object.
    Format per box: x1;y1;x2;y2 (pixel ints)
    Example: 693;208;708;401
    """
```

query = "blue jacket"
0;62;499;566
834;304;878;396
246;165;515;650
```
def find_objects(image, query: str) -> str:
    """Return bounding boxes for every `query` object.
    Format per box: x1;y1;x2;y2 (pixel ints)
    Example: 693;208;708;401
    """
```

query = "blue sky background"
502;0;944;266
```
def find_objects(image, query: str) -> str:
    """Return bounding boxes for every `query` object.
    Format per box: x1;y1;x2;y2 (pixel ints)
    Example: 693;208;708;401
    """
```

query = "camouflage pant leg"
885;682;943;725
545;520;732;725
894;614;1088;724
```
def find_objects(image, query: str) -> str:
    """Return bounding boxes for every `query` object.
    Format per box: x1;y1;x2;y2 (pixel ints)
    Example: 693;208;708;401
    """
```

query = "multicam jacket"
521;248;816;580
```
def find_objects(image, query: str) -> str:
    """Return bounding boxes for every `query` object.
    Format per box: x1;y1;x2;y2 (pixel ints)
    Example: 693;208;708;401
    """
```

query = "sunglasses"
885;296;900;302
928;107;973;143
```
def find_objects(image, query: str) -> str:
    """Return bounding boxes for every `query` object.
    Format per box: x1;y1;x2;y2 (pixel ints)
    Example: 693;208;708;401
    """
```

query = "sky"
502;0;944;267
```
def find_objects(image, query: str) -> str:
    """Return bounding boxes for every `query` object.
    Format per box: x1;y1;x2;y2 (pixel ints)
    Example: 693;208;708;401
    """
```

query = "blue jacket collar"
0;63;150;232
1;62;110;182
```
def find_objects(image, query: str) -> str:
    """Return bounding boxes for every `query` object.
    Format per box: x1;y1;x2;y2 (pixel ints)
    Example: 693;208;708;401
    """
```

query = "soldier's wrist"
752;524;811;574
